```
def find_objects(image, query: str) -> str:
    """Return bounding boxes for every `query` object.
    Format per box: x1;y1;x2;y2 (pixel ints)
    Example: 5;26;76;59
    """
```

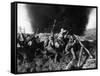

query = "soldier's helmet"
60;28;66;33
49;35;53;40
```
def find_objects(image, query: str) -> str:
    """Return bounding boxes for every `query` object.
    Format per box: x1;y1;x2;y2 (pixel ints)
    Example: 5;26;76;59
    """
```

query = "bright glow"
17;4;33;34
86;8;96;30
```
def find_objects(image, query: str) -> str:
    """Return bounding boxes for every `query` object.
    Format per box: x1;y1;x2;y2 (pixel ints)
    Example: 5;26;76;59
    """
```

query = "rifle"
50;19;56;46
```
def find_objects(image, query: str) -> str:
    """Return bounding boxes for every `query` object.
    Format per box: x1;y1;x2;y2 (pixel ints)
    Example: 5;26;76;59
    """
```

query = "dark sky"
26;4;93;35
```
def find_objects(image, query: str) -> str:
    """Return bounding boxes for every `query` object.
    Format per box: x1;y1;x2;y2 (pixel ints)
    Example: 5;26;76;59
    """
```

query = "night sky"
26;4;94;35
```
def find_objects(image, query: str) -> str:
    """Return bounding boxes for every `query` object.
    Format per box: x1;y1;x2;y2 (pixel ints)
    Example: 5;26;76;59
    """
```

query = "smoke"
19;4;95;35
26;4;59;33
53;7;92;35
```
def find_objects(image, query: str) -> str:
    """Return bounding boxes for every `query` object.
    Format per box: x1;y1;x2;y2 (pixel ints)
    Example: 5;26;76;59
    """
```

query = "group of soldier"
17;27;94;70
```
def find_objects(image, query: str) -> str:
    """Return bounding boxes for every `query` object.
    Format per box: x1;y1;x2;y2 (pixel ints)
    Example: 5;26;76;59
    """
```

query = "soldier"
58;28;66;40
65;35;76;55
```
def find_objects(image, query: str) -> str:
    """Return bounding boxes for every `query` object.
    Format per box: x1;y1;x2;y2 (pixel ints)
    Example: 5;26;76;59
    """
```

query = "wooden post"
77;46;83;67
74;34;93;59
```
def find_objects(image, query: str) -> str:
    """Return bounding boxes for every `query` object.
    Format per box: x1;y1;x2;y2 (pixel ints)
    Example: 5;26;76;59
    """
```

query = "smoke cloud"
18;4;95;35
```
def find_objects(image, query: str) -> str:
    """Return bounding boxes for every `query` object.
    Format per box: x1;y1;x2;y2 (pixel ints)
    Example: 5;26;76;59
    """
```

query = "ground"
17;28;97;73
